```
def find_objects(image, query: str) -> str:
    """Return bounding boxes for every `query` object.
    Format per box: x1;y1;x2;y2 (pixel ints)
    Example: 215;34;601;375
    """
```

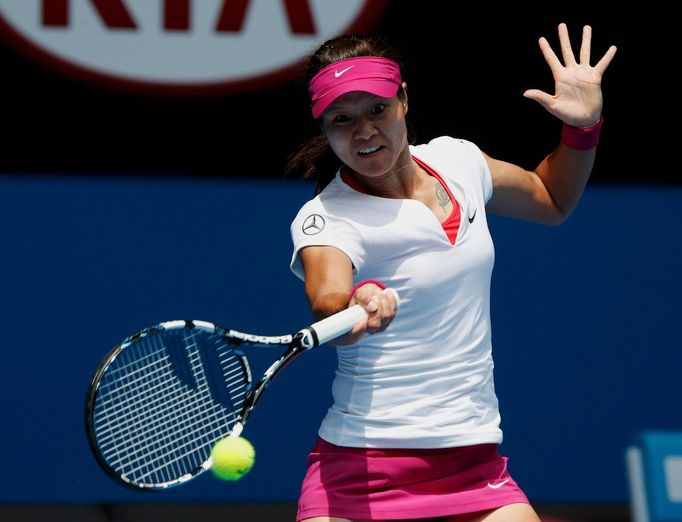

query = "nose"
353;117;378;141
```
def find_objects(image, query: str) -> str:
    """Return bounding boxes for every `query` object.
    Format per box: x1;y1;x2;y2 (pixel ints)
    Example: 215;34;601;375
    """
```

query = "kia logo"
0;0;388;95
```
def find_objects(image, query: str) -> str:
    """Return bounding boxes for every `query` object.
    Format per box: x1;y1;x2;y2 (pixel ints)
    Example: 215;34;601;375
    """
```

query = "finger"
374;292;395;316
365;292;397;332
558;22;577;66
579;25;592;65
594;45;617;75
537;36;563;77
382;287;401;311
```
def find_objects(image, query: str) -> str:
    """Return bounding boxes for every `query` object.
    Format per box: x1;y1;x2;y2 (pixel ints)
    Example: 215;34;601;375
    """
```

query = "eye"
333;114;351;123
370;103;386;115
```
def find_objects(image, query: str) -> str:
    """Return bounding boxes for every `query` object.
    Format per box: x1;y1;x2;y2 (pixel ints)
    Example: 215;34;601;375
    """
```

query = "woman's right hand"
346;283;399;340
300;246;398;346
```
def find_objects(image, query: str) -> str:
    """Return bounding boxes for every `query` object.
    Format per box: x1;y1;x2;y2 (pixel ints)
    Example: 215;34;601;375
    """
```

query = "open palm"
524;23;617;127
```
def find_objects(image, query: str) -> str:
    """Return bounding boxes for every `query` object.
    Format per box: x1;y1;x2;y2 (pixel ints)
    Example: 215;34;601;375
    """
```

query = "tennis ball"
210;436;255;481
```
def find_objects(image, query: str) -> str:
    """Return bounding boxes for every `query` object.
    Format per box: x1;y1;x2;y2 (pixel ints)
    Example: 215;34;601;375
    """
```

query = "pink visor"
308;56;402;118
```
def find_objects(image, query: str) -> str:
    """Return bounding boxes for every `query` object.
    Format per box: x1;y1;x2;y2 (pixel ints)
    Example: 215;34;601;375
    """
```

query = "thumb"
363;298;378;313
523;88;553;109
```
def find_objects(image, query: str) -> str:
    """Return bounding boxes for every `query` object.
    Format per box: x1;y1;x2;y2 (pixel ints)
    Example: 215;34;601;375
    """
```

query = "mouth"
357;145;385;156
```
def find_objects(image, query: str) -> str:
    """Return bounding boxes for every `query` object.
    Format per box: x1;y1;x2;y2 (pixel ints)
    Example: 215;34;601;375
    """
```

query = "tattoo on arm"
434;180;451;211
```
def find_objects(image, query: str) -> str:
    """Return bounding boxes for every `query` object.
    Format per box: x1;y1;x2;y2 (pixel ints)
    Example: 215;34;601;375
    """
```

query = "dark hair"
286;34;409;194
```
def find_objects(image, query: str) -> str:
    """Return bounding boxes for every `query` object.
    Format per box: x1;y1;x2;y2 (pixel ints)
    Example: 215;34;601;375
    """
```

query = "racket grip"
309;304;368;346
308;288;400;346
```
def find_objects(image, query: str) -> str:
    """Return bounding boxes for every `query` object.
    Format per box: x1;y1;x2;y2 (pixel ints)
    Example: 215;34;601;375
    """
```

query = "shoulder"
289;176;368;281
410;136;488;175
290;173;360;227
410;136;482;158
411;136;492;202
290;174;368;240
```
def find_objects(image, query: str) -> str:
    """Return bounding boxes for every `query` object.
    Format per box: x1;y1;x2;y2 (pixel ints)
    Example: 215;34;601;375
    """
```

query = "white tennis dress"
290;137;501;449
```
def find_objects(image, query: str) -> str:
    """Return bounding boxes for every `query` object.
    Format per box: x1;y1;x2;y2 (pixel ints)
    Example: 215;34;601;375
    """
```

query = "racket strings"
92;328;249;486
95;357;181;436
95;340;244;445
112;373;218;479
97;342;238;484
108;346;240;478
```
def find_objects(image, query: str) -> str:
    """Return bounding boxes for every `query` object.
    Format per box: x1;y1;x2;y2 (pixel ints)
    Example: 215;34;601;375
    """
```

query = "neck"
346;157;425;199
393;159;418;176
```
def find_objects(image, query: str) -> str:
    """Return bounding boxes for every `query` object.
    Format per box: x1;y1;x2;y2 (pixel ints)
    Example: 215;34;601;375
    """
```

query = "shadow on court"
0;502;631;521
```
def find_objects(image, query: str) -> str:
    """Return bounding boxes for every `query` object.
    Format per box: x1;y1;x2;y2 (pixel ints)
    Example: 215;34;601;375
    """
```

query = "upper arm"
484;152;564;225
299;245;355;320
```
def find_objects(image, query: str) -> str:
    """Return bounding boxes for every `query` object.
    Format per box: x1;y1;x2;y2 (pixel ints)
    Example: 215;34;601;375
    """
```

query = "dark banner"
0;2;676;184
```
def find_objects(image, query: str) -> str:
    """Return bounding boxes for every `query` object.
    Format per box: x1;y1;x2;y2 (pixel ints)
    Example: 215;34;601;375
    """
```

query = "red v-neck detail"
413;157;461;245
340;160;461;245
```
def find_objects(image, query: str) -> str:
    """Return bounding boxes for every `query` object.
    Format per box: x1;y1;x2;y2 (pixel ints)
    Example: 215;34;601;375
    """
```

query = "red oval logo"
0;0;388;95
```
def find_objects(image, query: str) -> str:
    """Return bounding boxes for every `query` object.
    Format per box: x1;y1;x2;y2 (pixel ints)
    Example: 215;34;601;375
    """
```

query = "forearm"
305;287;351;322
300;245;354;322
535;142;597;219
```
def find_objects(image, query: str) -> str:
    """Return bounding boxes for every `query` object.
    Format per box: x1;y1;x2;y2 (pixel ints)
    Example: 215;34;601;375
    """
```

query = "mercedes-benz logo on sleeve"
302;214;326;235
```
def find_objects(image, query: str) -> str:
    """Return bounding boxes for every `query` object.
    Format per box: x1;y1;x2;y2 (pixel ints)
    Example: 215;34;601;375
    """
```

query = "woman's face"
320;87;409;180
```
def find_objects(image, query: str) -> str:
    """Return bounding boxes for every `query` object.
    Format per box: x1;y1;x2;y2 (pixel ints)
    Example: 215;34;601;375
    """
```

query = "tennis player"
288;24;616;522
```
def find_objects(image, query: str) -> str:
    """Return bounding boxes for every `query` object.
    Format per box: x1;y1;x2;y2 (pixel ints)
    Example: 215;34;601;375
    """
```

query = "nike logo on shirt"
487;479;509;489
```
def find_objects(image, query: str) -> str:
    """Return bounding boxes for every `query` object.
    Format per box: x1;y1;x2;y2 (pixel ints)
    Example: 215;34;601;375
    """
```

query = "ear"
399;82;408;113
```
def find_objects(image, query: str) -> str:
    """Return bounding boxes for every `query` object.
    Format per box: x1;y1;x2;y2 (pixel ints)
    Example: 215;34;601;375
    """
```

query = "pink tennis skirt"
297;438;529;521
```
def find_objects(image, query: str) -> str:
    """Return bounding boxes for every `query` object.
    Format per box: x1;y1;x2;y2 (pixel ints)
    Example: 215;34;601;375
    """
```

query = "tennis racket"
85;302;383;490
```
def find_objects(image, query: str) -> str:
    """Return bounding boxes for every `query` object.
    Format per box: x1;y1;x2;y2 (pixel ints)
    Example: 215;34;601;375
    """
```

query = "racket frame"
85;304;369;490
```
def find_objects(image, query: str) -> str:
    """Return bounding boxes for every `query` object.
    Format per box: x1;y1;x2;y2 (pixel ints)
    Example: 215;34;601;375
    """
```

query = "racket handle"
307;288;400;347
310;304;367;346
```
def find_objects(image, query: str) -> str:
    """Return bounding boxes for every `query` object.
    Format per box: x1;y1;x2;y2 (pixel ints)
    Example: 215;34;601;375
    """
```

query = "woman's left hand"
523;23;617;127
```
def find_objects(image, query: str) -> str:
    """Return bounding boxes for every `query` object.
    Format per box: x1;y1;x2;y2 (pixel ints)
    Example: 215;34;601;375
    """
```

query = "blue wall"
0;175;679;504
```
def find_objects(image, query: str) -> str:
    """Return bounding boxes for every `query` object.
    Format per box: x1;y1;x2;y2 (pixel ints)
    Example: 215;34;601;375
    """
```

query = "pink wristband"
561;116;604;150
349;279;386;300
